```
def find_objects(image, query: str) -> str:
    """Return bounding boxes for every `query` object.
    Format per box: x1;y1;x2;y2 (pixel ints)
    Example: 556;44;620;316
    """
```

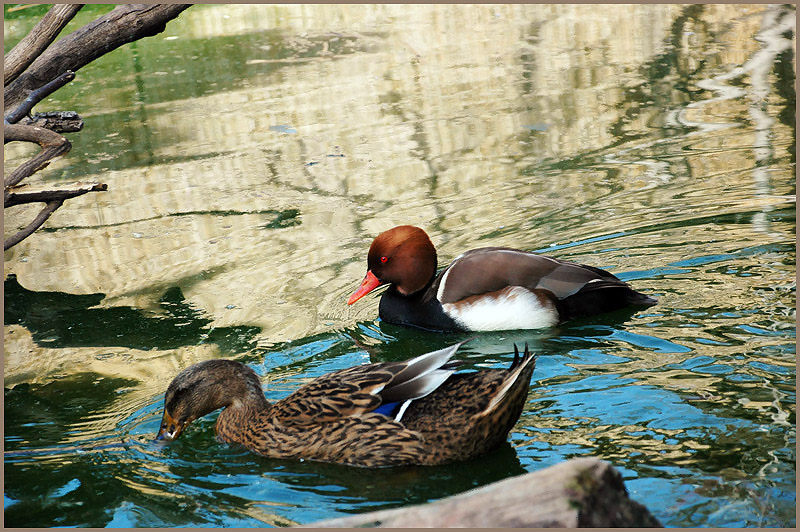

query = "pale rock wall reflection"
4;5;791;385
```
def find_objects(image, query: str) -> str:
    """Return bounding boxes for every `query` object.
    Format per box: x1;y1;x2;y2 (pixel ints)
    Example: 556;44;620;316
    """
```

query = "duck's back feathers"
270;341;466;424
401;344;537;463
379;341;464;403
270;365;387;423
437;247;619;302
434;247;656;323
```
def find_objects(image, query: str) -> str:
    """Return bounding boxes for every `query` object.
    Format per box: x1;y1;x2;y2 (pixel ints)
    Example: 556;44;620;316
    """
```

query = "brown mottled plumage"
156;341;537;467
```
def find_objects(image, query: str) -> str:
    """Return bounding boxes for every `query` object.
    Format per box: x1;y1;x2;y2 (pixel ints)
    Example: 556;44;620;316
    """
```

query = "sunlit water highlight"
4;3;795;528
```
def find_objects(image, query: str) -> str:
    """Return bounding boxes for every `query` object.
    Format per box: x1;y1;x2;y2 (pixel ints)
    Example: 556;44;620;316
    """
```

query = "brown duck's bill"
347;270;382;305
155;411;184;442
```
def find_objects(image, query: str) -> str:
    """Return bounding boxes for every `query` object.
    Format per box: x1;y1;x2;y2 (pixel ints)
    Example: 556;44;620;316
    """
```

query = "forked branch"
4;4;190;250
4;123;72;188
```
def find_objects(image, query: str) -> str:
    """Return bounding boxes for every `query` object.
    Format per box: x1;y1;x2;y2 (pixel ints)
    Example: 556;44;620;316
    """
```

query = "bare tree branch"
5;70;75;124
5;182;107;208
4;123;72;188
3;4;191;250
4;4;191;109
4;199;63;250
3;4;84;85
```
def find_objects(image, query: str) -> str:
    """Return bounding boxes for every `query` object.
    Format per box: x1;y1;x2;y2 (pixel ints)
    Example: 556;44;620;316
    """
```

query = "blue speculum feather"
372;401;401;417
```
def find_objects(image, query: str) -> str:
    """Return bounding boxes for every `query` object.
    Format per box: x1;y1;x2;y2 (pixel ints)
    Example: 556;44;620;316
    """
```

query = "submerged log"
21;111;85;133
303;457;662;528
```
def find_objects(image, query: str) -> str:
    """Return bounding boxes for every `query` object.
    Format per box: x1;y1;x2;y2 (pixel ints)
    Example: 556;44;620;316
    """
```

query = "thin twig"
4;70;75;124
5;182;107;207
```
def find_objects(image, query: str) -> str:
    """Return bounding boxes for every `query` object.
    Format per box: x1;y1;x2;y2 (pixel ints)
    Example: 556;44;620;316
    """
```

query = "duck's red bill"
348;270;382;305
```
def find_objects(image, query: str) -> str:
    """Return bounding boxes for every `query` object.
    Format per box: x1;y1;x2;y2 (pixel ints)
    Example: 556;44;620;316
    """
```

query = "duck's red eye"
380;256;388;263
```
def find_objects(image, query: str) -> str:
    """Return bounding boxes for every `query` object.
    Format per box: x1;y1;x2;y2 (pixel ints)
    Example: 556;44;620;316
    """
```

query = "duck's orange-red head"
348;225;438;304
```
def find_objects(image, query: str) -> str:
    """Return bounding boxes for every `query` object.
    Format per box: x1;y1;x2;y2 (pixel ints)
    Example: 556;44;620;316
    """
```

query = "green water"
4;4;795;527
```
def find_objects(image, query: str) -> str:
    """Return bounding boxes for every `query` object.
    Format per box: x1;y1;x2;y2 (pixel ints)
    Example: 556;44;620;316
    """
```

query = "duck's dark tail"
559;283;657;320
483;343;536;415
625;290;658;306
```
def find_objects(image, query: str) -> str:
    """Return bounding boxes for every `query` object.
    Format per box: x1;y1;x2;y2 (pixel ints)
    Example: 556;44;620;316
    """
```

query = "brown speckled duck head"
156;359;267;442
348;225;438;304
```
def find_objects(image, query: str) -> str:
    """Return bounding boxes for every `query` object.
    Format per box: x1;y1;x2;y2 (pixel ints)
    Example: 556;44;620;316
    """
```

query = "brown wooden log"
4;4;191;109
3;4;84;85
302;457;662;528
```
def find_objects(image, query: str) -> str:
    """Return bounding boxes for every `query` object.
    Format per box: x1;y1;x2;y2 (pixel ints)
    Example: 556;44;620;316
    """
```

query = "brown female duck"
156;341;536;467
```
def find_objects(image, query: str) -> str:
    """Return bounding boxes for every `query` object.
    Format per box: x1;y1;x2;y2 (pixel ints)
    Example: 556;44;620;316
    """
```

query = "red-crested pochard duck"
347;225;657;331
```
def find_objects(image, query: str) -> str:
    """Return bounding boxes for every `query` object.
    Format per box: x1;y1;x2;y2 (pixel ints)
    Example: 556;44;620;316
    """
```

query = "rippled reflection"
4;3;795;528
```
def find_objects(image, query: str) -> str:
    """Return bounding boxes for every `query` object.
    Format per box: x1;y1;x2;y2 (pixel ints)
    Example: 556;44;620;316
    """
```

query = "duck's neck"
379;271;462;331
213;368;271;446
396;269;438;300
215;397;270;445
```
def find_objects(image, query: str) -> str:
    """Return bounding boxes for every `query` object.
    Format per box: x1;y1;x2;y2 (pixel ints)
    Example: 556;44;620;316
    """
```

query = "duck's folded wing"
436;247;625;303
379;341;465;402
271;365;395;423
271;342;465;424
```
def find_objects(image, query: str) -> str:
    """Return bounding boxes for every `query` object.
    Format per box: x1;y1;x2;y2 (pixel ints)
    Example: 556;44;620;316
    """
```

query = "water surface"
4;4;795;527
